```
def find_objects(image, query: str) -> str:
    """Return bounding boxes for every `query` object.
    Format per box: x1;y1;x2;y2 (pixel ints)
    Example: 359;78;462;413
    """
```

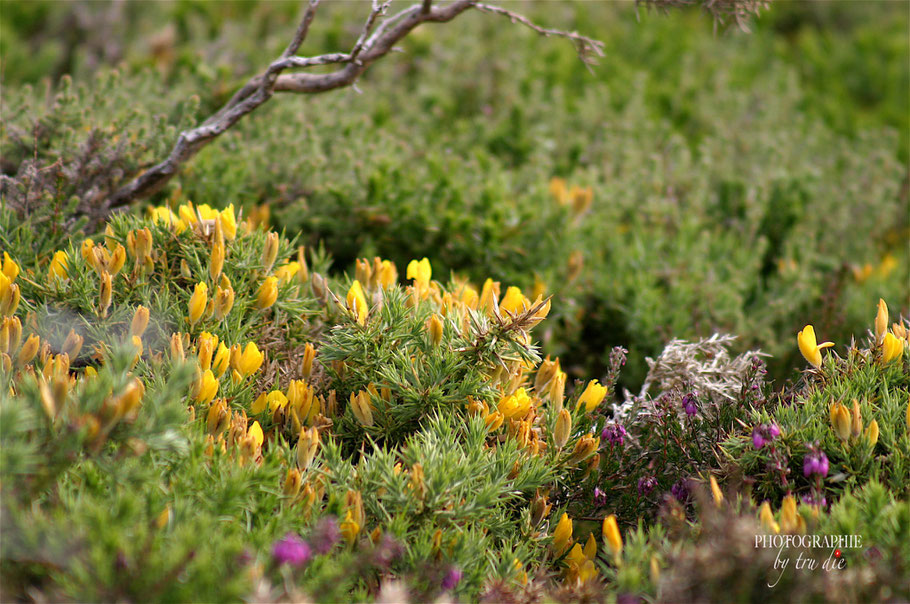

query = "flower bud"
602;514;623;560
210;236;225;282
61;329;83;358
296;246;310;284
261;232;279;273
551;512;573;555
99;271;112;317
283;468;302;497
830;402;851;442
301;343;316;380
427;314;444;347
296;426;320;470
170;332;185;363
48;251;69;281
214;282;235;320
350;391;373;427
851;399;863;438
130;306;150;338
484;411;504;433
875;298;889;344
568;434;599;464
865;419;879;447
553;409;571;449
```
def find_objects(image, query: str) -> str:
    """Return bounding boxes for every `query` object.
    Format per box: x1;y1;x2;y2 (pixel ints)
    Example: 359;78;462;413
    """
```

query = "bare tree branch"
104;0;604;212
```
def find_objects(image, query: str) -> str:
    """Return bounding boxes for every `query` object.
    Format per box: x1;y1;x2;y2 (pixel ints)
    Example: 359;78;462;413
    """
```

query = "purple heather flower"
594;487;608;506
803;444;829;478
638;476;657;496
681;393;698;417
601;423;627;446
801;493;827;508
272;533;312;567
671;479;690;503
752;423;781;449
310;516;341;555
442;566;463;590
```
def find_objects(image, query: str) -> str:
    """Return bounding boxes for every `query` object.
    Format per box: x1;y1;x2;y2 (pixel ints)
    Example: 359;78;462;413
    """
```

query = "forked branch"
104;0;604;211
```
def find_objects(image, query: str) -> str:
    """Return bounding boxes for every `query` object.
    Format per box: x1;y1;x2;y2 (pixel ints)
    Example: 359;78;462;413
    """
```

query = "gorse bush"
2;204;908;601
2;1;909;601
3;1;907;389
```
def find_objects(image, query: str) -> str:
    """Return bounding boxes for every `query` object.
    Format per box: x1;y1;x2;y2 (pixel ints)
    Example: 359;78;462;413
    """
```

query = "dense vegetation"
1;1;908;601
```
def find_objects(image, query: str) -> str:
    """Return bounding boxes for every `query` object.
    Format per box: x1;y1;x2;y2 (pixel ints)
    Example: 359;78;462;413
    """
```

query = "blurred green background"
2;0;908;389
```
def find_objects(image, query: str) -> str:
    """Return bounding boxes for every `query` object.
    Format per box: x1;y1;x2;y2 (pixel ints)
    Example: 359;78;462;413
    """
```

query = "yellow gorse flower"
499;286;526;315
577;379;607;413
426;314;444;347
797;324;834;369
340;509;360;544
830;402;851;441
235;342;264;378
2;252;20;281
551;512;573;554
406;257;432;291
346;280;369;325
256;276;279;310
779;495;805;534
275;261;300;284
194;369;218;404
48;250;69;281
498;387;532;420
709;475;723;507
882;332;903;364
188;282;208;326
602;514;623;561
875;299;889;344
759;501;780;534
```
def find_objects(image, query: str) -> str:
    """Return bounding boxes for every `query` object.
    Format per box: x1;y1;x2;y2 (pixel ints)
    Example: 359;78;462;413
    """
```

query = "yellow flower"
830;402;851;441
48;250;69;281
256;276;279;310
552;512;573;554
426;314;444;347
498;388;532;420
0;273;20;316
219;204;237;240
797;325;834;369
275;261;300;284
602;514;623;560
236;342;264;377
709;475;723;507
210;237;225;282
377;260;397;288
875;299;889;344
779;495;805;534
549;177;569;205
406;257;432;291
194;369;218;404
301;343;316;380
248;420;264;447
17;334;40;365
577;379;607;413
340;509;360;544
865;419;879;447
759;501;780;534
129;305;150;338
346;280;369;325
882;332;903;364
188;282;208;325
570;186;593;216
568;434;599;464
2;252;20;281
484;411;504;432
283;468;302;497
499;286;526;315
212;343;231;377
296;426;320;470
267;390;289;413
548;370;567;408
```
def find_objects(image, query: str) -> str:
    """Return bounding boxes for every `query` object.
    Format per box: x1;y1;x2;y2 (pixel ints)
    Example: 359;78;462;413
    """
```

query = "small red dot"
835;549;841;558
